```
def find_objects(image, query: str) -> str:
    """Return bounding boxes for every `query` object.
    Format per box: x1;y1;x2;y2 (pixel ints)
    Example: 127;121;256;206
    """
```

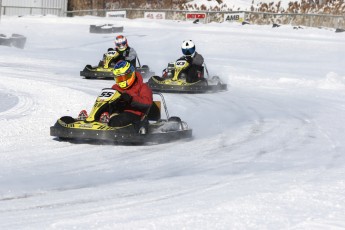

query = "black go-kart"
89;24;124;34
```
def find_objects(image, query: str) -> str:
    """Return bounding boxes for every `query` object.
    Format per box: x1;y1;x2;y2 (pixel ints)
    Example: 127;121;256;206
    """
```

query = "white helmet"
181;40;196;56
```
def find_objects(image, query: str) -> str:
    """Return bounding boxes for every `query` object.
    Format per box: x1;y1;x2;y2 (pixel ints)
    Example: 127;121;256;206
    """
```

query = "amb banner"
224;13;245;22
144;12;166;20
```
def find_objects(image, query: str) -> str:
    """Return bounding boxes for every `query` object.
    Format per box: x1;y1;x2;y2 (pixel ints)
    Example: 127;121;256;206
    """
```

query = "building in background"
1;0;67;17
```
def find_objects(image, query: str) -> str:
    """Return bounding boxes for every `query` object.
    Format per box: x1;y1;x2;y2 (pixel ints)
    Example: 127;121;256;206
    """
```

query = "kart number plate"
107;50;117;56
98;89;116;100
176;60;187;66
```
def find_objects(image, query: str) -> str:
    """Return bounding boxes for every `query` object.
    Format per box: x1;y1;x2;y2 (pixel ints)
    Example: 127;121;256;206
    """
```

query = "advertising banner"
144;12;166;20
186;13;206;23
224;13;245;23
106;11;126;18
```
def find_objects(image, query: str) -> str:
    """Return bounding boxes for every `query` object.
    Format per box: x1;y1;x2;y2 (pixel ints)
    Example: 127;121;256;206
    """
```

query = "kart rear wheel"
168;116;182;122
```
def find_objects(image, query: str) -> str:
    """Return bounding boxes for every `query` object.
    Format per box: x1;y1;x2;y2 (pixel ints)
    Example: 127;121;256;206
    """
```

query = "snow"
1;15;345;229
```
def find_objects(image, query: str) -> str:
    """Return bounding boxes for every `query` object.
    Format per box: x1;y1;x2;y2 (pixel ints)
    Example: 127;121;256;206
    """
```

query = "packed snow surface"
0;15;345;229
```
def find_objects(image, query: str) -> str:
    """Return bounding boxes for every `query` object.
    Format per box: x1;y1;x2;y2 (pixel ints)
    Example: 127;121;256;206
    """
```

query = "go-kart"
50;88;192;145
0;33;27;49
89;24;124;34
80;50;155;79
147;59;227;94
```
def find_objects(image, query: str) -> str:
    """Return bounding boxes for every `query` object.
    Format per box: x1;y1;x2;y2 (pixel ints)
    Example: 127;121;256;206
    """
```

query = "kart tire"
60;116;76;124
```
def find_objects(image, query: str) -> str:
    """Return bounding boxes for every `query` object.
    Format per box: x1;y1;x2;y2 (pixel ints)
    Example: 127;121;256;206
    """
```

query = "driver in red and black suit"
106;60;153;127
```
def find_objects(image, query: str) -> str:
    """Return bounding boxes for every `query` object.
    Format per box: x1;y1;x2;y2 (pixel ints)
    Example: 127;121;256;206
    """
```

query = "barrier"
64;8;344;29
1;6;344;29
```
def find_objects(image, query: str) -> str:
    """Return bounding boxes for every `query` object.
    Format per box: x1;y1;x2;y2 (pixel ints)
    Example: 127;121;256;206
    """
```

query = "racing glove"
110;93;131;112
120;93;132;104
184;56;193;64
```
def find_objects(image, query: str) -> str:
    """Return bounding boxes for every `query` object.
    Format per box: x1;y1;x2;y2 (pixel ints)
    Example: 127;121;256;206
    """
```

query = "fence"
245;11;345;29
0;0;67;18
1;6;64;16
66;8;345;29
1;5;344;29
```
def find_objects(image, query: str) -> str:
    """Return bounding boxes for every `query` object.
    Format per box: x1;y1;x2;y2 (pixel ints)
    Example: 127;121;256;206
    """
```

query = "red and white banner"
186;13;206;19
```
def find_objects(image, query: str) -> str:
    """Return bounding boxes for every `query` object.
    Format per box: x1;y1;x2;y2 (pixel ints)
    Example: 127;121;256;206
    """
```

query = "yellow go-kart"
147;60;227;94
80;50;154;79
50;88;192;145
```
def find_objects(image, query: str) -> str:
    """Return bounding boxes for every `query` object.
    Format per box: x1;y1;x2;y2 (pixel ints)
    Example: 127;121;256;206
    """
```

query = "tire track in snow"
0;75;93;151
181;91;322;176
0;90;36;120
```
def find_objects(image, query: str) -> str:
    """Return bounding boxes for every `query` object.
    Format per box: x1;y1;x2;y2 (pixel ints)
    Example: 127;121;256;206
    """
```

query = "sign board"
144;12;166;20
106;11;126;18
185;13;207;23
186;13;206;20
224;13;245;23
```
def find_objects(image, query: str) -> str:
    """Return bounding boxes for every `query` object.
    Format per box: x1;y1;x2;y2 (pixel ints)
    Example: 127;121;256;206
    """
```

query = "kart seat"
147;101;161;121
197;65;205;79
135;101;161;134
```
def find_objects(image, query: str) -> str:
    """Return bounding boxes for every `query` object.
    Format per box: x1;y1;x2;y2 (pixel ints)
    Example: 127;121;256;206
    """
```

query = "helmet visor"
182;47;195;56
115;40;127;47
115;71;134;83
